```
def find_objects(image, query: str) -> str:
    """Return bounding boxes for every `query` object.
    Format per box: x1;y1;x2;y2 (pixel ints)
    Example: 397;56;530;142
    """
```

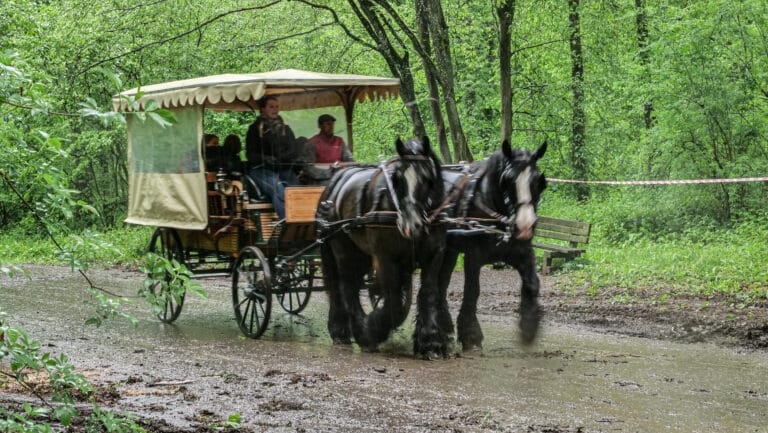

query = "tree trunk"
349;0;471;162
348;0;426;137
568;0;588;201
635;0;654;129
415;0;451;162
497;0;516;144
423;0;472;162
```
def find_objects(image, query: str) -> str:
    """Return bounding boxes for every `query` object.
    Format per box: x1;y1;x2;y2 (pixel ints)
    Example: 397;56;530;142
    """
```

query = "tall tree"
346;0;427;140
415;0;451;162
420;0;472;162
568;0;588;200
496;0;516;144
635;0;653;129
347;0;472;162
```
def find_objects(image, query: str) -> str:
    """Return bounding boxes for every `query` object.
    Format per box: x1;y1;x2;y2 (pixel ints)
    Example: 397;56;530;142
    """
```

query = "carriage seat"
242;173;270;203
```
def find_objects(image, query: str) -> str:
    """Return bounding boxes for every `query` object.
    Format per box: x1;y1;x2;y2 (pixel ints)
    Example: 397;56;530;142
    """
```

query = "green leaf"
147;111;174;128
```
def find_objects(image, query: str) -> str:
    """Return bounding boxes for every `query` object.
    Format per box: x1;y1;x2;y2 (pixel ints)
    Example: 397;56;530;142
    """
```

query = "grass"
1;200;766;305
540;191;768;305
0;225;153;267
565;235;768;301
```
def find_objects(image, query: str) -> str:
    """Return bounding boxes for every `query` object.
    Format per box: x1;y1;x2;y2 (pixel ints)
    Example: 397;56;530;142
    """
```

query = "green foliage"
4;0;766;232
210;413;243;431
138;252;207;315
0;225;153;266
1;263;28;279
84;288;139;328
542;191;768;303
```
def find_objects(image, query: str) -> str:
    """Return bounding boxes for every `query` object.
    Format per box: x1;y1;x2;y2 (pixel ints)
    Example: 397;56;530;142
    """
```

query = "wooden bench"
533;216;592;275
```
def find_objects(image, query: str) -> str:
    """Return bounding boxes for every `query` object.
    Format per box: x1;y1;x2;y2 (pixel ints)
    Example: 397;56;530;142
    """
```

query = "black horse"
438;140;547;351
316;137;450;358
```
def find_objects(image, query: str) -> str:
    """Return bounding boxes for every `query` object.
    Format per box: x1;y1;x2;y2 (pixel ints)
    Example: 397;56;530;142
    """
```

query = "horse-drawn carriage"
113;70;400;339
114;69;548;357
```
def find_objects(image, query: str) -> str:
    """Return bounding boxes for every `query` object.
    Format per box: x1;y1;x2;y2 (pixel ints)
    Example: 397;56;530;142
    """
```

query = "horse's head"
492;140;547;241
391;136;443;239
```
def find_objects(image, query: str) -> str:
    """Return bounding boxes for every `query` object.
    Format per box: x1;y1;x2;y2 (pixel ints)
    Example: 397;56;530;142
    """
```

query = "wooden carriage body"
113;70;400;337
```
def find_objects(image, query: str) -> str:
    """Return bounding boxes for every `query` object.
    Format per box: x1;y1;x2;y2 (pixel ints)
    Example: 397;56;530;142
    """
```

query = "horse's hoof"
418;350;442;361
360;344;380;353
519;326;539;346
462;343;483;353
519;305;541;346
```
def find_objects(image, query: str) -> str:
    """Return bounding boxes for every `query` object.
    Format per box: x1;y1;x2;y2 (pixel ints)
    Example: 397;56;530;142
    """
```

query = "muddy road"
2;265;767;432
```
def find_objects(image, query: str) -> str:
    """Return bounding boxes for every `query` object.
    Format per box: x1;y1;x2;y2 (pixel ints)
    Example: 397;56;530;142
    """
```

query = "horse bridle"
441;160;539;240
371;154;436;216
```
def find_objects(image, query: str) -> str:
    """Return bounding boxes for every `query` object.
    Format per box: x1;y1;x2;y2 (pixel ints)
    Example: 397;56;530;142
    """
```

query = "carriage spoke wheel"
232;246;272;338
147;227;186;323
275;258;315;314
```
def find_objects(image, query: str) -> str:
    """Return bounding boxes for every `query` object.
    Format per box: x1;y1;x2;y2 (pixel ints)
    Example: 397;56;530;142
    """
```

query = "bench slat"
531;241;584;254
536;216;591;236
533;216;591;275
537;215;590;228
534;228;590;244
535;216;591;245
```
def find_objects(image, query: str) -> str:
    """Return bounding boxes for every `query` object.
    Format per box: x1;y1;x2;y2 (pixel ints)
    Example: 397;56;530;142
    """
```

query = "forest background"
1;0;766;303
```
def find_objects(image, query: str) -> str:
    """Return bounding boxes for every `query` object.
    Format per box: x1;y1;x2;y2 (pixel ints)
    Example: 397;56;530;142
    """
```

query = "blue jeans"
249;166;299;219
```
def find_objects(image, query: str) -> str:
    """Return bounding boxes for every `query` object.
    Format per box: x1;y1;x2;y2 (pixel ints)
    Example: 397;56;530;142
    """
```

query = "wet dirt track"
2;266;767;432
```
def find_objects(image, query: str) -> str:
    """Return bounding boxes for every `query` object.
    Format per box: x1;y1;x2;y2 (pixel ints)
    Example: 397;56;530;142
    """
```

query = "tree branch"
0;98;79;118
0;369;56;411
291;0;378;51
234;22;337;52
76;2;283;77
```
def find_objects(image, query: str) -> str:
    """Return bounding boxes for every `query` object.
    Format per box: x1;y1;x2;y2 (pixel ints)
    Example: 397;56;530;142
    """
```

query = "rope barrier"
547;177;768;185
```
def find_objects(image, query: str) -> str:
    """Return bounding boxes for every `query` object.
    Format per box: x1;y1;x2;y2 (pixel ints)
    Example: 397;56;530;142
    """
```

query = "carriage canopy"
113;70;400;230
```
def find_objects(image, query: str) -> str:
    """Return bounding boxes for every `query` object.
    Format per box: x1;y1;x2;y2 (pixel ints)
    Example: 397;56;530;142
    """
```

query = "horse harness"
438;162;524;242
316;155;534;243
316;154;439;239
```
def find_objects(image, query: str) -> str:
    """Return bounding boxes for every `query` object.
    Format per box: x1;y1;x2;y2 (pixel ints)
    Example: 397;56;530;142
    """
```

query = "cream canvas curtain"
125;106;207;229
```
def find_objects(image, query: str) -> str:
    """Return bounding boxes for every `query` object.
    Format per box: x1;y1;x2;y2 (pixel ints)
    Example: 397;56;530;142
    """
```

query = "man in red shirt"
300;114;355;184
308;114;354;164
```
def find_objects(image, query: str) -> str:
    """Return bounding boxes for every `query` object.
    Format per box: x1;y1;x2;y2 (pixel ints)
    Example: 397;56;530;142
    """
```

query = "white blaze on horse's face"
515;166;536;240
404;165;418;204
397;165;422;239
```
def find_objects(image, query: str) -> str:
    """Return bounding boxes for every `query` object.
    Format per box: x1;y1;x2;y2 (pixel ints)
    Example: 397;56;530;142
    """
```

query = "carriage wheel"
147;227;186;323
232;246;272;338
276;258;316;314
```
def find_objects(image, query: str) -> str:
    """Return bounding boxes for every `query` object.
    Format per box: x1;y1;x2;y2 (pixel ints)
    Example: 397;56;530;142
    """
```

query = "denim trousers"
249;166;299;219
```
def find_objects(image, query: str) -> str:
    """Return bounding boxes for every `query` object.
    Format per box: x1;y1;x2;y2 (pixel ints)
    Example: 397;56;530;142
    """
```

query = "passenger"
245;95;305;219
222;134;243;175
204;133;224;172
301;114;354;184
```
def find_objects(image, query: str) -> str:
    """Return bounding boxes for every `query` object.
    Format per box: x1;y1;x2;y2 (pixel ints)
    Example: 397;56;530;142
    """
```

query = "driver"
300;114;355;184
245;95;306;219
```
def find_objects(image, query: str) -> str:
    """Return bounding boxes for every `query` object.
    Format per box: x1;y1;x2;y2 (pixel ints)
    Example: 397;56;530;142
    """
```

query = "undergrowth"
540;189;768;304
2;192;766;304
0;225;153;267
